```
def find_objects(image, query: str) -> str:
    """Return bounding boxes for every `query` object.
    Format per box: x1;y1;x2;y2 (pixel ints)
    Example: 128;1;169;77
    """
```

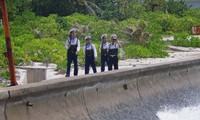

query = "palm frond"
83;0;96;16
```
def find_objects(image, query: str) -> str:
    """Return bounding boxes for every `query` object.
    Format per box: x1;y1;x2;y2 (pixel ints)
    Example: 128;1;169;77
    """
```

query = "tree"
184;8;200;19
80;0;102;16
6;0;32;20
31;0;82;16
31;0;101;17
96;0;145;20
164;0;190;17
118;0;145;19
96;0;121;20
144;0;165;12
125;20;152;45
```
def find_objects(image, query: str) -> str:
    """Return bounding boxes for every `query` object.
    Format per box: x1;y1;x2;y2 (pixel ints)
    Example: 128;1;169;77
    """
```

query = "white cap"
111;34;117;39
101;34;107;39
85;36;91;40
69;28;76;34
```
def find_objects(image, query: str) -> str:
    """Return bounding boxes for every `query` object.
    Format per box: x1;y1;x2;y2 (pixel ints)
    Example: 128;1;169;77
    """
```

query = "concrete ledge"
1;57;200;120
0;57;199;103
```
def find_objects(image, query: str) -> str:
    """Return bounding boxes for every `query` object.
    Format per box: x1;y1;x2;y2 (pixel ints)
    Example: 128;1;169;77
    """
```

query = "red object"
192;26;200;35
0;0;17;85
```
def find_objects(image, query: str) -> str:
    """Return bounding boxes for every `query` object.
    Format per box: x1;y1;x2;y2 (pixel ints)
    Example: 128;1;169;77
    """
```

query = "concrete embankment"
1;58;200;120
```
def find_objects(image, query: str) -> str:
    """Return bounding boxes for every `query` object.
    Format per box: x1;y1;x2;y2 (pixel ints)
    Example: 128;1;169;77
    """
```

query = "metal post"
0;0;17;85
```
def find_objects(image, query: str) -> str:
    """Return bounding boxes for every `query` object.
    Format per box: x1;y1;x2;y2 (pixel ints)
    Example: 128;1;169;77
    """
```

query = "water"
157;105;200;120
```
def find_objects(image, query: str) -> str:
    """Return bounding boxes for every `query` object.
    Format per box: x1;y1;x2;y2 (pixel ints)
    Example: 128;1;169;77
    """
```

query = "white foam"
157;105;200;120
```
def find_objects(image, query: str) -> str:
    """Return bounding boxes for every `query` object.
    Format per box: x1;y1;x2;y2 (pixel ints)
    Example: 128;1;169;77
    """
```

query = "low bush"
147;35;168;57
22;38;66;64
0;36;7;70
124;45;152;58
172;36;200;47
124;35;168;58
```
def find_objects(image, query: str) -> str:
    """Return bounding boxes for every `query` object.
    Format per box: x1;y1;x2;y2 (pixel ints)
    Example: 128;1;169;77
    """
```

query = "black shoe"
65;75;70;77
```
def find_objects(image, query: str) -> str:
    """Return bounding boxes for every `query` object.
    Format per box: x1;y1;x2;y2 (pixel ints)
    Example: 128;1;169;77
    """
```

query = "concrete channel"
1;57;200;120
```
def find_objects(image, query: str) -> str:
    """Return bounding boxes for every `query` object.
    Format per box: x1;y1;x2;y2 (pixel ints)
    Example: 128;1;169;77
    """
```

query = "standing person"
108;34;122;71
99;34;109;72
83;36;97;74
65;29;80;77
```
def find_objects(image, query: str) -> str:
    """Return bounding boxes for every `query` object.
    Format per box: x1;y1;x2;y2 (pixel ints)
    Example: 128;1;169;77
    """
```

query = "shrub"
0;36;7;69
56;60;67;72
34;14;62;38
164;0;190;17
64;13;97;26
139;11;172;34
172;35;200;48
10;25;32;37
12;34;35;47
191;37;200;47
124;35;168;58
147;35;168;57
13;46;25;65
124;45;152;58
170;17;200;33
64;13;119;42
3;12;198;72
22;38;66;64
139;11;200;35
184;8;200;19
172;32;190;47
173;32;190;40
123;20;151;45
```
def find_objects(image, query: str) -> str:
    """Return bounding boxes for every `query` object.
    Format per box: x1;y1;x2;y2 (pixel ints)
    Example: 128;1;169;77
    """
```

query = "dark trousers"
101;55;109;72
108;56;118;71
66;53;78;77
85;55;97;74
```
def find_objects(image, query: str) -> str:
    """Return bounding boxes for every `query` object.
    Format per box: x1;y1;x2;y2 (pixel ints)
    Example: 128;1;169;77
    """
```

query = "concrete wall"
16;67;46;84
1;58;200;120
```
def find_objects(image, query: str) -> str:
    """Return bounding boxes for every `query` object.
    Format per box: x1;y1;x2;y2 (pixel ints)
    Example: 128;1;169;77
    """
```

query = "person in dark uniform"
83;36;97;74
65;29;80;77
99;34;109;72
108;34;122;71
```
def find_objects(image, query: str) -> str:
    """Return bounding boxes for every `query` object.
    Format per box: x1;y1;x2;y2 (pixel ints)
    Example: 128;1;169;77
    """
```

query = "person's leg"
101;55;105;72
73;55;78;76
105;56;109;71
91;57;97;73
66;54;72;77
108;56;113;71
114;56;119;70
85;56;90;74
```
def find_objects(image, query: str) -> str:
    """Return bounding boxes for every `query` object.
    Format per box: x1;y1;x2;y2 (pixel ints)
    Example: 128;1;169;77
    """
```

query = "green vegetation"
124;35;168;58
172;33;200;47
0;0;200;75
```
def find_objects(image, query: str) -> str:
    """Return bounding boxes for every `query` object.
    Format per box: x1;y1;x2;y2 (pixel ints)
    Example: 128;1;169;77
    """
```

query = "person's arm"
65;39;71;49
76;39;80;53
83;45;86;55
106;42;110;51
99;43;102;53
93;44;97;59
116;39;122;48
